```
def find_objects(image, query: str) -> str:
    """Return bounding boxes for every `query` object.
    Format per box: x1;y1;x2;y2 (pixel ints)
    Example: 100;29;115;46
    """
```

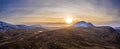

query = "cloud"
0;0;120;25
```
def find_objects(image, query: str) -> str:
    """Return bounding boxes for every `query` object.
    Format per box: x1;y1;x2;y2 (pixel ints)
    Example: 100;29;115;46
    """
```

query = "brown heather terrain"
0;26;120;49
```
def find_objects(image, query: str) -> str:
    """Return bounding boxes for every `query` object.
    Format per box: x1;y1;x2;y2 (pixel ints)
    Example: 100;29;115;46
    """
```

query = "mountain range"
0;21;44;33
0;21;120;33
0;23;120;49
0;21;120;49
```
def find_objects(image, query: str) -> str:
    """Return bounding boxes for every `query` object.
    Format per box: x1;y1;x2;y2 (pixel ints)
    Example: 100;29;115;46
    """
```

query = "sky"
0;0;120;26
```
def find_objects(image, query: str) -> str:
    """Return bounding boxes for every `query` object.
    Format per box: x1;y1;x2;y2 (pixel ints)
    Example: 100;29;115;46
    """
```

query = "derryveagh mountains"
0;21;119;33
0;21;120;49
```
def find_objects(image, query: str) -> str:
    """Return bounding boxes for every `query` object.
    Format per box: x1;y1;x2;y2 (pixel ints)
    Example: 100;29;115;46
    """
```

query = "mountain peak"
73;21;94;27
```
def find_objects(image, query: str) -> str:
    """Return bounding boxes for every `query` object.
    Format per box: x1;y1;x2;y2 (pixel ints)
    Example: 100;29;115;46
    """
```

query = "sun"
65;17;73;24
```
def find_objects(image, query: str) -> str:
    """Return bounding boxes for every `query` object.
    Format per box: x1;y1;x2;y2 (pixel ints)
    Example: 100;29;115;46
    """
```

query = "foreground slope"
0;26;120;49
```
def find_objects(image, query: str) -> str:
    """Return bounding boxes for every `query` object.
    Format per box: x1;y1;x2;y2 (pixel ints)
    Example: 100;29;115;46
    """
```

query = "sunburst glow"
65;17;73;24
